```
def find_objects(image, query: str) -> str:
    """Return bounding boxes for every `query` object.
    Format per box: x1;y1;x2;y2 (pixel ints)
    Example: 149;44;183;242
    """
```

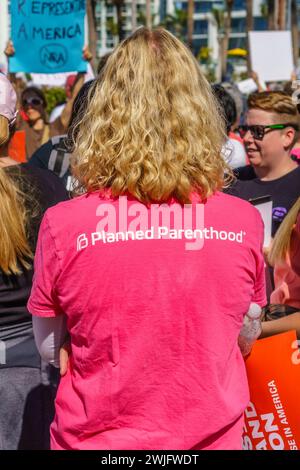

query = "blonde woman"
0;74;68;449
260;198;300;338
28;28;266;450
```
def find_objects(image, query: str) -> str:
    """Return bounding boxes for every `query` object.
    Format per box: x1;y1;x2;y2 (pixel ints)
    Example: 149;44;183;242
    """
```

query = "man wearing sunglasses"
227;91;300;237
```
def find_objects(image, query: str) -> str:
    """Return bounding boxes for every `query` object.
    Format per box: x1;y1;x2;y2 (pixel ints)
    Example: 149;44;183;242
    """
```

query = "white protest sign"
249;31;294;82
30;72;75;87
250;196;273;248
31;63;95;87
237;78;258;95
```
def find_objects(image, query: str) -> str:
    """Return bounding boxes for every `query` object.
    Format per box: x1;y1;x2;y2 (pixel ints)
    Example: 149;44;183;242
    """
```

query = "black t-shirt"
234;165;256;181
226;165;300;236
0;163;68;368
28;135;71;189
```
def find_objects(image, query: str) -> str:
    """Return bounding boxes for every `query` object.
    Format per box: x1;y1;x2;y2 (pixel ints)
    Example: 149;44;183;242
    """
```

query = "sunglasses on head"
238;124;299;141
22;97;43;108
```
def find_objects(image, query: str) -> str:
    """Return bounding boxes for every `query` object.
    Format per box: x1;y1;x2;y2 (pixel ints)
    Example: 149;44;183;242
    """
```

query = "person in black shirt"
226;91;300;236
28;80;96;190
0;74;68;449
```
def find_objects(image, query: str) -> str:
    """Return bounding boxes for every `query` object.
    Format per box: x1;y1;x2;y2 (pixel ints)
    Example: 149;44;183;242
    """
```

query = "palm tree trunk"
86;0;97;72
132;0;137;32
291;0;299;67
221;0;233;80
187;0;194;50
278;0;286;29
115;1;124;42
246;0;253;75
145;0;152;29
268;0;276;29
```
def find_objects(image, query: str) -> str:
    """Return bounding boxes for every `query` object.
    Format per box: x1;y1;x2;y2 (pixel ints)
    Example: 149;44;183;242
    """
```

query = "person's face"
243;109;295;170
22;94;44;122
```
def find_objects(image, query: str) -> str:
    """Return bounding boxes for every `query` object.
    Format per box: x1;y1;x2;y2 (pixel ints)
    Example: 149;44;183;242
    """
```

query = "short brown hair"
248;91;299;125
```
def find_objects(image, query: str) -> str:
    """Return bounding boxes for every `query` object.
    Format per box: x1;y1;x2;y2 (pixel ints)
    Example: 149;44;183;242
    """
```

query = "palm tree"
106;17;119;38
160;9;188;42
212;4;224;82
131;0;137;32
291;0;299;67
221;0;234;79
278;0;286;29
246;0;253;75
267;0;276;29
86;0;98;71
146;0;152;29
187;0;194;50
111;0;125;42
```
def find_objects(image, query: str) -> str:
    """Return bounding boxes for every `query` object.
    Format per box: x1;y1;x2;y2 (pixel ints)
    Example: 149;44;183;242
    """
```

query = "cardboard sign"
9;0;87;74
249;196;273;248
237;78;258;95
243;331;300;450
249;31;294;82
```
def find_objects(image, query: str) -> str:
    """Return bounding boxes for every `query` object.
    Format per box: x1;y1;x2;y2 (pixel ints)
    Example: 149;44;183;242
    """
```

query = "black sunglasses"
238;124;299;141
22;97;44;108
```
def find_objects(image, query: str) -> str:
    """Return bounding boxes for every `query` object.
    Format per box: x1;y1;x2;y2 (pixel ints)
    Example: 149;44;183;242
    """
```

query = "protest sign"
30;63;94;87
249;31;294;82
243;330;300;450
10;0;87;74
237;78;258;95
249;195;273;248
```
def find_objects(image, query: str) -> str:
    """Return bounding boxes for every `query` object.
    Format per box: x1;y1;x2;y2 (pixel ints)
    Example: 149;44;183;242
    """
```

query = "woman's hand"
59;340;71;376
82;45;93;62
4;40;15;57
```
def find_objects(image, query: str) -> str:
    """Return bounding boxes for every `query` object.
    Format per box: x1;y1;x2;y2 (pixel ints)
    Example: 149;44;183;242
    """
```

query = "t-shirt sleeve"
27;211;63;318
251;211;267;307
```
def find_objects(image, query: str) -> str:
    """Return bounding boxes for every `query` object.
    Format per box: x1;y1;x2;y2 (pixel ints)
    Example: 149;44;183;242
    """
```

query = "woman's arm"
32;315;68;368
260;312;300;339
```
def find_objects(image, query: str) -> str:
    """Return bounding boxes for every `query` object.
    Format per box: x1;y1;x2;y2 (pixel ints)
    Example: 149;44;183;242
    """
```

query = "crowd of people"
0;27;299;451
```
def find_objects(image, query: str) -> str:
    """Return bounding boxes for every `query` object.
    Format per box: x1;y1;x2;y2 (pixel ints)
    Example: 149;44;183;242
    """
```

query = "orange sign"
243;330;300;450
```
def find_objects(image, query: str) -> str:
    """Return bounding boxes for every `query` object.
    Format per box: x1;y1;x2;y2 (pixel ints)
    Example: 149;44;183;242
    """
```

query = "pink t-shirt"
28;191;266;450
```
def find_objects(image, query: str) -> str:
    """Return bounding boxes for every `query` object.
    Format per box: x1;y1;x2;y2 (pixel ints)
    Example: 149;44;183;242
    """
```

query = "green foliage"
204;66;217;83
160;8;188;42
137;10;157;27
106;17;119;36
232;70;248;82
260;2;268;17
212;5;225;31
43;86;66;115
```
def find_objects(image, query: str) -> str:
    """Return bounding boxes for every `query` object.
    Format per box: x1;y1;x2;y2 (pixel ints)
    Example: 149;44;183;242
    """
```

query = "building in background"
1;0;300;67
94;0;173;56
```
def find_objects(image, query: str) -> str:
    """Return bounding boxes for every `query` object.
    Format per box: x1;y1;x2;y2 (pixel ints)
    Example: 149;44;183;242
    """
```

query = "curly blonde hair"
72;27;230;204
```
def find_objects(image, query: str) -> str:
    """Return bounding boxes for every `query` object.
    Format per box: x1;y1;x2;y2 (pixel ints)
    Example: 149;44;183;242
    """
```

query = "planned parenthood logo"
77;196;246;252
